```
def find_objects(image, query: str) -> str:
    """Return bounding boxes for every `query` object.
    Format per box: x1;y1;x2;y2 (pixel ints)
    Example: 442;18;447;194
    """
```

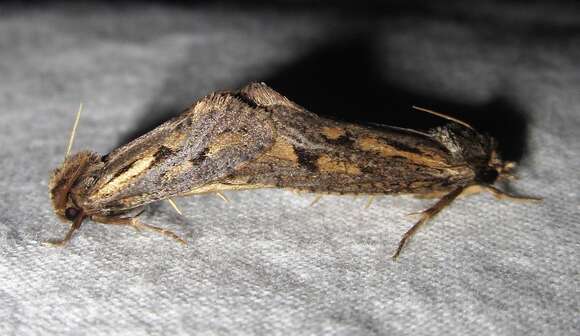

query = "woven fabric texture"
0;3;578;335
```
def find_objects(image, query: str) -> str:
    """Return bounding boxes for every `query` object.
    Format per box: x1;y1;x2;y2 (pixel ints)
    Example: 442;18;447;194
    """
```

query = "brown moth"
48;82;539;258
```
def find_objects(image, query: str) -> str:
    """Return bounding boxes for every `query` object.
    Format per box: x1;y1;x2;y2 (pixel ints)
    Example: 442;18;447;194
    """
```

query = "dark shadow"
118;58;234;146
122;32;529;164
263;35;529;163
119;103;187;146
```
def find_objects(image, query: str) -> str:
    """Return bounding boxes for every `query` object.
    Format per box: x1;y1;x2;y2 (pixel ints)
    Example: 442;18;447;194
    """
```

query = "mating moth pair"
48;82;538;258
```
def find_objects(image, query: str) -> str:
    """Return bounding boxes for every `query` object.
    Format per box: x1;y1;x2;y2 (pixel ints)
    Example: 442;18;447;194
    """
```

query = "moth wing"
240;82;303;110
84;92;275;214
225;87;476;195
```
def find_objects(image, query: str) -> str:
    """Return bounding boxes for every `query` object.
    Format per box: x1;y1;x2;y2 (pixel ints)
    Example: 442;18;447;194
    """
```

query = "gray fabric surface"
0;2;578;335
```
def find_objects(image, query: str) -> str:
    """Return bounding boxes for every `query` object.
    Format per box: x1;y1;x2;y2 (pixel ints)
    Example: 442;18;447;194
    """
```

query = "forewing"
222;83;476;195
83;92;275;214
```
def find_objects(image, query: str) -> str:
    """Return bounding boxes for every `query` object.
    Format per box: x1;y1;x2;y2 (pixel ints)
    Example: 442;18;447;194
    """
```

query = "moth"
48;82;539;258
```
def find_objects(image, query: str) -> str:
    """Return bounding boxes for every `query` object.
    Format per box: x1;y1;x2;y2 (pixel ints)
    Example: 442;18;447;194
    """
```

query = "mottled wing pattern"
83;92;275;214
82;82;479;216
223;83;476;195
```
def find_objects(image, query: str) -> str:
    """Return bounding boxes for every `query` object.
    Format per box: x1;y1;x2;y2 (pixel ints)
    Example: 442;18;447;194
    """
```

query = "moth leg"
364;196;375;209
166;198;183;216
44;213;85;247
215;192;230;203
393;187;464;260
130;219;187;245
310;195;323;207
91;216;141;233
405;210;423;218
94;216;186;245
364;195;376;209
45;226;78;246
483;185;542;203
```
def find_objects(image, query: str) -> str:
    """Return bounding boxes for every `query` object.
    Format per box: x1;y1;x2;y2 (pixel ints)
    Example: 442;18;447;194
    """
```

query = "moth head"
467;137;520;185
416;107;517;186
485;148;517;183
49;151;101;223
431;123;494;164
430;124;511;185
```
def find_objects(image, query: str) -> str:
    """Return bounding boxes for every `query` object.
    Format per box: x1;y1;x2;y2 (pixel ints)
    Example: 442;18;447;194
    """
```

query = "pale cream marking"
181;182;274;196
96;156;156;197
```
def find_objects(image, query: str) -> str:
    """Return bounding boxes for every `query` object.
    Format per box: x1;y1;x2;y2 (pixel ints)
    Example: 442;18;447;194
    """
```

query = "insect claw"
392;237;408;260
42;239;67;247
44;214;85;247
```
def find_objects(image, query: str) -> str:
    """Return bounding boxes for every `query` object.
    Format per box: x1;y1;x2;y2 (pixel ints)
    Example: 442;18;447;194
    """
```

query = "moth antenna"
370;123;432;138
65;102;83;159
166;199;183;216
412;106;474;130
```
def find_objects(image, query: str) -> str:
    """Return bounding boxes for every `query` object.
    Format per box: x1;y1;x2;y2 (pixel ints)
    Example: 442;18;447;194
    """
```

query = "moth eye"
64;207;79;220
478;168;499;184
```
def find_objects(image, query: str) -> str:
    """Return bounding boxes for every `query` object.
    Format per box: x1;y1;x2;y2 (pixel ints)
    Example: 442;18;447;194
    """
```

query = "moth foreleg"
44;213;86;247
392;187;464;260
364;196;376;209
